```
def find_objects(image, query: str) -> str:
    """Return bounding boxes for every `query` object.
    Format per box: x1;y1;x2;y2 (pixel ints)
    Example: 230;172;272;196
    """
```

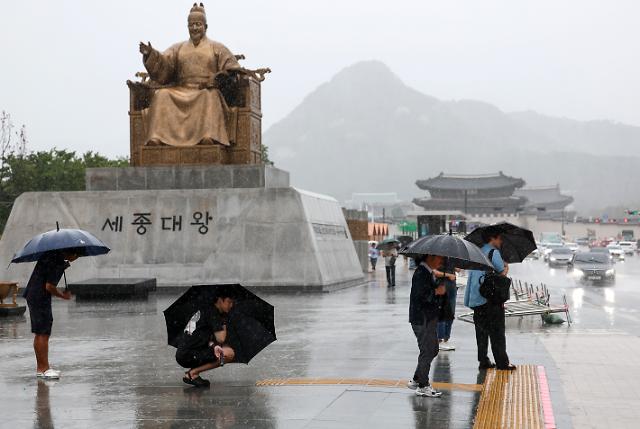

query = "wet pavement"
510;250;640;429
3;254;634;428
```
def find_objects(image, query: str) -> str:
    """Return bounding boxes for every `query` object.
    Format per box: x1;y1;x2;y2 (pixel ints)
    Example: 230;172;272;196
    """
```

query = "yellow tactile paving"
255;377;482;392
473;365;544;429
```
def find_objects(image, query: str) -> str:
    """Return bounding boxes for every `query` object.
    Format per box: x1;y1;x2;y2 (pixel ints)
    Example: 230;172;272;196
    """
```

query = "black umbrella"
464;222;536;263
163;284;276;364
396;235;415;247
399;233;494;271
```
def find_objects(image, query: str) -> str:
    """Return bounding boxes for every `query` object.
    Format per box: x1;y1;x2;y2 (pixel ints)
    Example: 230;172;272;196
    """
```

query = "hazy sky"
1;0;639;158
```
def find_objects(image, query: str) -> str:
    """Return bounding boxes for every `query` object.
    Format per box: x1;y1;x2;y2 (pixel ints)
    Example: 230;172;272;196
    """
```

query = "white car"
619;241;637;255
565;242;579;253
548;247;573;266
606;244;626;260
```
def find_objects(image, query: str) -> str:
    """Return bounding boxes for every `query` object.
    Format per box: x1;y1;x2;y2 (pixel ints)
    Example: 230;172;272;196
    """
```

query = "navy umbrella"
464;222;536;263
400;233;494;271
163;284;276;364
11;223;111;263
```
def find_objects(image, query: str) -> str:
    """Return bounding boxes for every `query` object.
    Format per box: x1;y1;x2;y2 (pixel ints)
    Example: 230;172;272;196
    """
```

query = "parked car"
618;241;637;255
606;244;626;260
565;242;579;253
543;243;564;261
571;252;615;283
548;247;573;267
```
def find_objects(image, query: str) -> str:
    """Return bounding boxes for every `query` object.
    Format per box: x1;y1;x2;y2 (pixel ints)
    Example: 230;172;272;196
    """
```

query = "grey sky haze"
1;0;639;157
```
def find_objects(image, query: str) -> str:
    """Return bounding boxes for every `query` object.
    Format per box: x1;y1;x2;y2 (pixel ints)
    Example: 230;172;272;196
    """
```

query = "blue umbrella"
11;223;110;264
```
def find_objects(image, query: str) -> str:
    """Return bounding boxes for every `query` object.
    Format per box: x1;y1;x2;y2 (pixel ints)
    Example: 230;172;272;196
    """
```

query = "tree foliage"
0;149;128;232
260;144;274;165
0;112;129;232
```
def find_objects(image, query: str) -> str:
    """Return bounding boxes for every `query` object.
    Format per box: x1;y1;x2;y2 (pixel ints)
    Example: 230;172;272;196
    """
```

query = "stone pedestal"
86;164;289;191
0;166;364;292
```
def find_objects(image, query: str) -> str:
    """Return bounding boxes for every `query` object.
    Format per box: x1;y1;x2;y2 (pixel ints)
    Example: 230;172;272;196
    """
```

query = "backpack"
479;249;512;304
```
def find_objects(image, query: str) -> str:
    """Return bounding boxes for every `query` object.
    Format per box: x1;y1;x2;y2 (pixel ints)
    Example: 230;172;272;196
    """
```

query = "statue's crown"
190;3;206;15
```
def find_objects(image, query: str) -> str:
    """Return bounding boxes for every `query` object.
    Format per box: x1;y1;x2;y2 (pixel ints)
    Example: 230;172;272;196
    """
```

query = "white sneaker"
415;385;442;397
407;379;419;390
439;343;456;351
36;368;61;379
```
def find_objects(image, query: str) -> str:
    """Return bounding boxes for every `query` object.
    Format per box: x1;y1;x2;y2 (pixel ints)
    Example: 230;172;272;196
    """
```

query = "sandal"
183;370;210;388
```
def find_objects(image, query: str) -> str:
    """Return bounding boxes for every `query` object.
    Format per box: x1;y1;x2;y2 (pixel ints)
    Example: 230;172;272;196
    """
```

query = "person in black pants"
463;227;515;371
176;292;237;387
408;254;457;397
383;247;398;287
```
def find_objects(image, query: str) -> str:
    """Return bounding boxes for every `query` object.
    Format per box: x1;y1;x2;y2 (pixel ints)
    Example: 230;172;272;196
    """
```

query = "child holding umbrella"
22;250;79;379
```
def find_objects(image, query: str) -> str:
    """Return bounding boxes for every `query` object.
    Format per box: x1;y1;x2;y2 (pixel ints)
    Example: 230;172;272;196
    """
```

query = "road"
510;249;640;332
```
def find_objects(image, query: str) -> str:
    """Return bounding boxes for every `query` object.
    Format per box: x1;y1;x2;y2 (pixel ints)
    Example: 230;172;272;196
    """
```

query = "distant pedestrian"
368;243;379;271
23;250;78;379
176;292;237;387
408;254;455;397
437;262;460;351
464;228;516;371
383;247;398;286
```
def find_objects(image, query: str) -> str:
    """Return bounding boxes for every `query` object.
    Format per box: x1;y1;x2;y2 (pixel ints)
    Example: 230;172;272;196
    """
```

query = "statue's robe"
142;37;241;147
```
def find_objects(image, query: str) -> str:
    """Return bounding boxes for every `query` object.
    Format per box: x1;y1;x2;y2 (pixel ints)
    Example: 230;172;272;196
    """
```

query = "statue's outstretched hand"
139;41;153;56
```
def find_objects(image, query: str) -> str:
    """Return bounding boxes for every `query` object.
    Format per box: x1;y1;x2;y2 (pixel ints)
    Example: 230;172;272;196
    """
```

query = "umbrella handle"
63;271;68;291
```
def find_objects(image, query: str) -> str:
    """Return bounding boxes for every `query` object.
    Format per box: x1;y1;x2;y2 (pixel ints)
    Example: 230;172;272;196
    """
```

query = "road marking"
256;378;482;392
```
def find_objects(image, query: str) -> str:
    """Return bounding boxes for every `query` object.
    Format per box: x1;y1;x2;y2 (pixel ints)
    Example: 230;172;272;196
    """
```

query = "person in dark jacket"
176;292;237;387
437;259;460;351
22;250;79;379
408;253;456;397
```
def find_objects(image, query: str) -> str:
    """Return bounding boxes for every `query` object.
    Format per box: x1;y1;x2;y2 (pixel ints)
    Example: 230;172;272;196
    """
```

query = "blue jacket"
464;244;505;308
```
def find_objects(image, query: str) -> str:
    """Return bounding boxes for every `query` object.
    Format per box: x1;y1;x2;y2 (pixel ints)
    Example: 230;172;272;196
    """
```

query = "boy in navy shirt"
23;250;78;379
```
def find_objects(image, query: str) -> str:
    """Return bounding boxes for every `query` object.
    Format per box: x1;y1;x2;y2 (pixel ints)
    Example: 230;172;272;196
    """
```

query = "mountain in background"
264;60;639;213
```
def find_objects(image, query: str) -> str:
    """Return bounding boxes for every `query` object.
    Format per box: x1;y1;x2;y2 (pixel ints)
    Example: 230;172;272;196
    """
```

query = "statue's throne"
126;65;266;166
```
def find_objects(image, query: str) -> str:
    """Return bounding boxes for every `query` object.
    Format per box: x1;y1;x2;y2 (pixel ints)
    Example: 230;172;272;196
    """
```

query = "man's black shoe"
183;373;211;388
497;364;517;371
478;361;496;369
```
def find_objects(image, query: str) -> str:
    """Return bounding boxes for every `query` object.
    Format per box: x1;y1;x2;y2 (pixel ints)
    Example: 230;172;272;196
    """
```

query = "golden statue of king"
138;3;241;147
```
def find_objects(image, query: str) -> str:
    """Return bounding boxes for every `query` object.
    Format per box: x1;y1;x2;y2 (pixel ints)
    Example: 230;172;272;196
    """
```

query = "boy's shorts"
27;301;53;335
175;347;217;368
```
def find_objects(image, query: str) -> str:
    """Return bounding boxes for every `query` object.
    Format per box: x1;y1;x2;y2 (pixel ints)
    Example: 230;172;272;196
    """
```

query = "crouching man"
176;292;236;387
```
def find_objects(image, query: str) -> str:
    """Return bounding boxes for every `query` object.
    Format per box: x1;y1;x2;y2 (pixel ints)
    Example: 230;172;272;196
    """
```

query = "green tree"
0;149;129;233
260;144;274;165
